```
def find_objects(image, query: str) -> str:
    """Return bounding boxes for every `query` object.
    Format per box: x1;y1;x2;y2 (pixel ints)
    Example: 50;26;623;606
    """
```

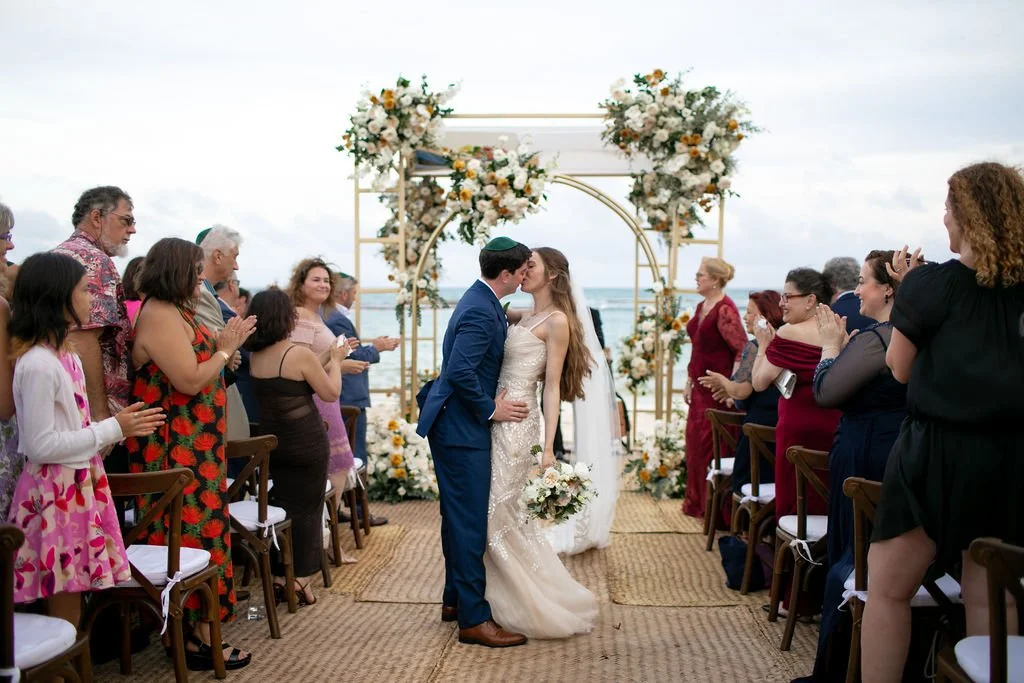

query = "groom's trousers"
429;439;493;629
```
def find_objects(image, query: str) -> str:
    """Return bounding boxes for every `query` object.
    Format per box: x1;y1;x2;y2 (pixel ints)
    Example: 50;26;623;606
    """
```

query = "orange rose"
689;147;700;158
639;469;651;483
657;465;669;478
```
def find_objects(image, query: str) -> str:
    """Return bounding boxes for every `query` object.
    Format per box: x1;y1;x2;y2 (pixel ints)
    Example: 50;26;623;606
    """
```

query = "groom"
416;236;532;647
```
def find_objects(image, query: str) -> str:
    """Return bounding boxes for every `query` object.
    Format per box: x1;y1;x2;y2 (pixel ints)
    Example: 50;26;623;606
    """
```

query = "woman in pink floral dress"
5;253;164;626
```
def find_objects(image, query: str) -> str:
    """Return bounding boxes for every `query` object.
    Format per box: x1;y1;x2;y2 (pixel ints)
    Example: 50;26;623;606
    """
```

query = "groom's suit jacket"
416;280;507;448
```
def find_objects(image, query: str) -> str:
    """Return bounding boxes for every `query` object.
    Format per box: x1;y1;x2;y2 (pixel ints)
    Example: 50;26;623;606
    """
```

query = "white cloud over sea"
1;0;1021;290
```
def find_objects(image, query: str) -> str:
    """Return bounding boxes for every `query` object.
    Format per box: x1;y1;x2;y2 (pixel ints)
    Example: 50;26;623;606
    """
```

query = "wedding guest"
751;268;841;521
6;252;163;627
324;273;395;526
248;288;352;603
823;256;875;334
798;250;907;680
287;258;360;558
126;237;255;671
699;290;784;491
682;257;747;520
0;203;19;519
861;162;1024;682
215;278;243;315
195;226;249;441
53;186;135;473
237;287;251;316
122;256;145;327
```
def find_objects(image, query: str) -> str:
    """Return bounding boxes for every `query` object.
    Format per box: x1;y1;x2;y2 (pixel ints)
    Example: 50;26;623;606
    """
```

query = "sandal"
273;581;317;607
184;633;252;671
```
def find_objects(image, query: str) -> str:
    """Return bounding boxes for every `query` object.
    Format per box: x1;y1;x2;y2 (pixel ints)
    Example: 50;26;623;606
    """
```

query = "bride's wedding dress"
484;315;598;639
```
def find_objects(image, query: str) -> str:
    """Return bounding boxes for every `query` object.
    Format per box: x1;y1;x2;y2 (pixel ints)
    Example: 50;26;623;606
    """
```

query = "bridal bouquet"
520;447;597;524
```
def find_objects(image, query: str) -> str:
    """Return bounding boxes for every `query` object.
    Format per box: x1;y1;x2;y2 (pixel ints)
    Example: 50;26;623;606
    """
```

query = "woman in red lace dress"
751;268;841;520
682;257;748;518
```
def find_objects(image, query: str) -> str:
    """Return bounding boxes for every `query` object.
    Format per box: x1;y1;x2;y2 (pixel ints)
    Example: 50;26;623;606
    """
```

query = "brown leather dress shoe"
458;620;527;648
441;606;457;622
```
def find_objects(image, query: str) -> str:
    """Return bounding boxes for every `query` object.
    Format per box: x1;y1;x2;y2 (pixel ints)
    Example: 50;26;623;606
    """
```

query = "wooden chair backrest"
225;435;279;522
842;477;882;593
341;406;360;448
786;446;830;539
743;423;776;496
970;537;1024;683
706;408;744;470
107;469;195;607
0;525;24;675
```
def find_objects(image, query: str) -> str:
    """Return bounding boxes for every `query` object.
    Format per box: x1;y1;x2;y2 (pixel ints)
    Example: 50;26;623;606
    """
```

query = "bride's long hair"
534;247;593;402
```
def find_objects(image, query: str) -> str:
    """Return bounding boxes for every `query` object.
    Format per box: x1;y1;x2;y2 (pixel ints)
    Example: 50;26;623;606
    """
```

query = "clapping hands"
885;245;925;283
698;370;731;403
815;304;852;353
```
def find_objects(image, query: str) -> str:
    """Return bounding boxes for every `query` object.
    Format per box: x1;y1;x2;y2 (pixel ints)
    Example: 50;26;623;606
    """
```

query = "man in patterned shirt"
53;186;135;469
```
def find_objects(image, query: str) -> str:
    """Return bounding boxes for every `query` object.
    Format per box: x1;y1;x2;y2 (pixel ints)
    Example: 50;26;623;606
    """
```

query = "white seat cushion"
955;634;1024;683
843;570;962;607
707;457;735;479
778;514;828;542
122;545;212;587
230;499;287;532
353;457;365;471
14;612;77;669
739;482;776;504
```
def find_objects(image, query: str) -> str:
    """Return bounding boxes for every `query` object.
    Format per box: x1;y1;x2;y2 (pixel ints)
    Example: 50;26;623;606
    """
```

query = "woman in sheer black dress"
245;288;349;606
794;251;907;681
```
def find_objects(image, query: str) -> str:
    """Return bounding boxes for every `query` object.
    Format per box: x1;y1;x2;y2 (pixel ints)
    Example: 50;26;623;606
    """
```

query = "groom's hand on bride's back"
492;389;528;422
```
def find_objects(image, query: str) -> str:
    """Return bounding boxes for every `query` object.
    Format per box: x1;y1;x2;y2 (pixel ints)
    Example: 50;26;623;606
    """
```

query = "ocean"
352;286;758;410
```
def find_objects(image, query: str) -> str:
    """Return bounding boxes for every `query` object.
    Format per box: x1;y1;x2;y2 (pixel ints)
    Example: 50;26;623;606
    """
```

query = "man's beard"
100;235;128;258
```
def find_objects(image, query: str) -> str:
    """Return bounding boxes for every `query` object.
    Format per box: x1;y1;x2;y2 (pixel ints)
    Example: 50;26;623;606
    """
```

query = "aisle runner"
325;524;407;596
654;498;705;534
358;527;444;603
610;491;702;534
606;533;763;608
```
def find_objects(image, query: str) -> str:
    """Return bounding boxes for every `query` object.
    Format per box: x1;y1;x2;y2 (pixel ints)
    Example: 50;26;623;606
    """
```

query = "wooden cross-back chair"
83;468;226;682
769;445;830;651
225;434;298;637
0;525;93;682
704;408;744;551
731;423;777;594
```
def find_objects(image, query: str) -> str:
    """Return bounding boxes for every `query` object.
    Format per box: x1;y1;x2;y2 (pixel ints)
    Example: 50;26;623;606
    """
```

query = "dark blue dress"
803;322;907;680
731;340;779;490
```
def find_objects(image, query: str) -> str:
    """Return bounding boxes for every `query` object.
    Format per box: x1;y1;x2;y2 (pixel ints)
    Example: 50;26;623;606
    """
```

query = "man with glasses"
54;186;136;472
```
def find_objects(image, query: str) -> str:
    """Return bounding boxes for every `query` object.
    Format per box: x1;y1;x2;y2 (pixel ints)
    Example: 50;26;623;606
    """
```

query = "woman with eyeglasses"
751;269;841;523
681;257;748;521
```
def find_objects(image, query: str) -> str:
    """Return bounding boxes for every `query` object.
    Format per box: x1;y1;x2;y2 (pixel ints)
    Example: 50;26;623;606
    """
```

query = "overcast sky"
2;0;1022;291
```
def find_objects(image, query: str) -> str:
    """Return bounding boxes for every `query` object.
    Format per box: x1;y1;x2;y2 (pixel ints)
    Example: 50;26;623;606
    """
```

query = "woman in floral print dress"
126;238;255;672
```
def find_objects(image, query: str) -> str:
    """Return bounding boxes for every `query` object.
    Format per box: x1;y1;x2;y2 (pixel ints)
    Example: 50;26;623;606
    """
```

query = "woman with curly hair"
860;162;1024;681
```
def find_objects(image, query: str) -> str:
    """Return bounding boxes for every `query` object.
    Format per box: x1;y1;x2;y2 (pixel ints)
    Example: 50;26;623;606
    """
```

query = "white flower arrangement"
378;177;451;320
520;446;597;524
364;404;439;504
339;75;459;190
616;282;692;394
600;69;756;232
446;138;553;245
622;417;687;499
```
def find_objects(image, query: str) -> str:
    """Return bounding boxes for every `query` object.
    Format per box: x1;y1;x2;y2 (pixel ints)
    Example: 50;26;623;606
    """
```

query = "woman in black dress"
795;250;907;680
860;162;1024;682
245;288;348;606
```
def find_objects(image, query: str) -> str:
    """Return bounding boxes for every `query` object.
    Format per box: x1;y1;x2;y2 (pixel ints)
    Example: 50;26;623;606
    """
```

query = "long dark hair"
122;256;145;300
137;238;203;307
245;288;296;352
533;247;593;402
9;252;86;357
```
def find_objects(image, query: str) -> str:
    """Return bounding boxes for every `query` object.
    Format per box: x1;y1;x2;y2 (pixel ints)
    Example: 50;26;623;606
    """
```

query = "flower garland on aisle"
377;177;451;320
622;416;687;498
615;280;692;394
600;68;757;233
364;404;439;504
446;139;553;246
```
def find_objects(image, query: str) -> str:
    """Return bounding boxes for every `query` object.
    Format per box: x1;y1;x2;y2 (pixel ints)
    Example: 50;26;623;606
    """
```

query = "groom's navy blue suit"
416;280;507;629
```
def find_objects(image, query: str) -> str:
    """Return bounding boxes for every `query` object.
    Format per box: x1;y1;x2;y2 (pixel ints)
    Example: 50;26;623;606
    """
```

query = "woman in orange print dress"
126;238;256;672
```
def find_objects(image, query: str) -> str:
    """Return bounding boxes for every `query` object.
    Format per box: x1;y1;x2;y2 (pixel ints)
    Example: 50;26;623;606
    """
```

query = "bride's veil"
545;277;622;555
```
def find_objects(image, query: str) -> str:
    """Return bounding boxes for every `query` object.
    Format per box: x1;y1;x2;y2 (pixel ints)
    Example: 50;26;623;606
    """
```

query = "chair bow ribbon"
159;570;185;635
0;666;21;683
789;538;823;566
255;520;280;550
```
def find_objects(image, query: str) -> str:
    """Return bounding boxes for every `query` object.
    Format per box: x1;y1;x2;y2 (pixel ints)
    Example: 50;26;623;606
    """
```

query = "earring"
884;293;890;304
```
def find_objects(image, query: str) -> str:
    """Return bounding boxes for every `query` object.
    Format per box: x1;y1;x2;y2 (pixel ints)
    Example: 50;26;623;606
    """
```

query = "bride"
484;247;619;639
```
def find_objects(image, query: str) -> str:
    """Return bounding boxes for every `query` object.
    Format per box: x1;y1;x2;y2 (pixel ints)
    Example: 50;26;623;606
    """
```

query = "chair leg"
119;602;133;675
740;513;759;595
327;493;343;568
321;548;333;588
258;548;282;639
768;536;787;622
845;598;862;683
207;578;227;680
781;554;804;651
359;486;371;537
167;614;188;683
344;490;363;550
77;639;94;683
705;480;720;552
702;481;713;537
280;527;298;613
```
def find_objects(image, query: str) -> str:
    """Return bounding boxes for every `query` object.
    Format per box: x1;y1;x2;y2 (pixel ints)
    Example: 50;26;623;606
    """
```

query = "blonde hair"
702;257;736;288
533;248;593;402
947;162;1024;288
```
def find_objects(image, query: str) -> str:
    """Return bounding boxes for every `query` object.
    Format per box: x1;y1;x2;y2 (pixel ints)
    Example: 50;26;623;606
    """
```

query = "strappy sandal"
184;632;252;671
274;580;316;607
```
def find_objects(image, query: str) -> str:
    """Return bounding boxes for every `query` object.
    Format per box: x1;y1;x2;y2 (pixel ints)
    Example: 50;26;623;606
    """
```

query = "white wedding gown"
484;320;598;639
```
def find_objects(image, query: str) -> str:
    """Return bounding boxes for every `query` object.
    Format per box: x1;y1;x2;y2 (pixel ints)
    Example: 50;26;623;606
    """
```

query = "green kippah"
195;228;212;246
337;271;352;280
482;236;520;252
